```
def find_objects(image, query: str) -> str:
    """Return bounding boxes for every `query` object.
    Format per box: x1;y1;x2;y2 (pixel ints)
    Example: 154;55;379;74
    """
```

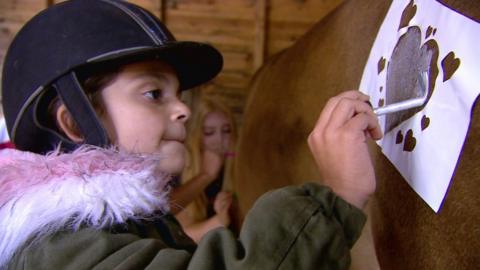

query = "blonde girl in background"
173;97;239;242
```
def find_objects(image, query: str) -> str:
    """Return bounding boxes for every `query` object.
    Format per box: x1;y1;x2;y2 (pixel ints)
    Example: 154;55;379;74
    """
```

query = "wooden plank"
0;12;38;24
174;33;251;48
220;51;253;73
269;0;342;23
129;0;164;20
253;0;267;71
209;43;252;54
168;8;254;21
158;0;166;22
167;17;254;40
215;71;252;89
267;39;297;57
168;0;255;19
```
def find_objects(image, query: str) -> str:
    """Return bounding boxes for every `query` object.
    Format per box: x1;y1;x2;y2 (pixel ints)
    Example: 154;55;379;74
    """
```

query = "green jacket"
0;148;365;270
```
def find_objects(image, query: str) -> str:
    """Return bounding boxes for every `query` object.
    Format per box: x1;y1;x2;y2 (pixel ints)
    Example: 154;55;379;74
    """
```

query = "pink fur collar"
0;146;173;268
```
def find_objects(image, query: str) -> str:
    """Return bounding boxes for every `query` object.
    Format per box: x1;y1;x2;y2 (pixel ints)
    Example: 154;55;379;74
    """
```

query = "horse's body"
234;1;479;269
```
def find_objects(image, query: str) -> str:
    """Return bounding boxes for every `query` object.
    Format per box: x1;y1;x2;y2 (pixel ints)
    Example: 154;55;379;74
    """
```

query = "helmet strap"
54;71;109;147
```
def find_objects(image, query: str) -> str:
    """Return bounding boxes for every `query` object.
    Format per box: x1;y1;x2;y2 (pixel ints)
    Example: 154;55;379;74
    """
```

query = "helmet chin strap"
54;71;109;147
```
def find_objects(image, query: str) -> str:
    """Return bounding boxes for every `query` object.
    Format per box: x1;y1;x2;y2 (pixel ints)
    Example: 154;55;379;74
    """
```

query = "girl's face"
99;60;190;174
202;111;232;155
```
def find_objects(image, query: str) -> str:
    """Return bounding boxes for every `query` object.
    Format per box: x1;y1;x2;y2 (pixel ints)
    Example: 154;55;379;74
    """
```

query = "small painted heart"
378;98;385;107
421;115;430;131
441;51;460;82
396;130;403;144
378;57;386;74
426;26;433;38
403;129;416;152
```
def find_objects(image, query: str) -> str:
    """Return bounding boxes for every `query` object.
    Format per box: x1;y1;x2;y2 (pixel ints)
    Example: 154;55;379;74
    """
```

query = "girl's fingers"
315;91;370;129
342;112;383;140
326;98;377;130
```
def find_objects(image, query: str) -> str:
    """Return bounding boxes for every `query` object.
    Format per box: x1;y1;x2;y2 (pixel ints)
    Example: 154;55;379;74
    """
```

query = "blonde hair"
181;96;237;221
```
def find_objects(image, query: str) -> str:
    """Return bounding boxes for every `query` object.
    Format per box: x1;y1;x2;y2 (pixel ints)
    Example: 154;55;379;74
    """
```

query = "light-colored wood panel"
167;0;255;16
129;0;157;9
0;13;38;24
253;0;266;70
167;17;254;40
0;0;45;8
223;51;253;67
129;0;165;19
174;33;251;49
215;71;251;89
267;39;299;56
167;7;254;21
269;0;342;23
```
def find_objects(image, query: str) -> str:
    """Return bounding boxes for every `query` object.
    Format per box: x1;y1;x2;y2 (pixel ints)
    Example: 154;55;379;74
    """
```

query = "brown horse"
234;1;479;269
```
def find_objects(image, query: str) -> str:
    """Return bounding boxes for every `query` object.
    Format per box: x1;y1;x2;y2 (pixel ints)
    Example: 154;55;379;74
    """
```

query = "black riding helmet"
1;0;223;154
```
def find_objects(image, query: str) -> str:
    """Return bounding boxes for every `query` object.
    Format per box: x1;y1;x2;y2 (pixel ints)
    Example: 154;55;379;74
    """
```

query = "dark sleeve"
12;183;365;270
191;182;366;270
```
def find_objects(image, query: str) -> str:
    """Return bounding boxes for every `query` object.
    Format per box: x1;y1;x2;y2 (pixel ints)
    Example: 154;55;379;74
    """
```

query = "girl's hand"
213;191;233;226
201;149;223;181
307;90;383;209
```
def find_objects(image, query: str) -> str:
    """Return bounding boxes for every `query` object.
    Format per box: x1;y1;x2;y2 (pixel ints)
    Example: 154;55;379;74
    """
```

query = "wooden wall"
0;0;342;123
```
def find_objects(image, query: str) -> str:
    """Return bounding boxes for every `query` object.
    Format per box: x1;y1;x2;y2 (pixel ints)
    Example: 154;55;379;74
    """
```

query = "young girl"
173;97;238;242
0;0;382;269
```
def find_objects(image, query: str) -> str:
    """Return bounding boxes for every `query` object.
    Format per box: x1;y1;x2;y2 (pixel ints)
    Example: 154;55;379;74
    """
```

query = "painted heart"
396;130;404;144
378;98;385;107
441;51;460;82
421;115;430;131
403;129;416;152
378;57;386;74
399;0;416;30
384;26;436;133
426;26;433;39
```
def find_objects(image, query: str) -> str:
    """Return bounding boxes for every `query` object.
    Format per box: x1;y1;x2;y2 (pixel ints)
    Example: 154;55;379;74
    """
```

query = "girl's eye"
144;89;162;100
203;129;215;136
222;126;232;134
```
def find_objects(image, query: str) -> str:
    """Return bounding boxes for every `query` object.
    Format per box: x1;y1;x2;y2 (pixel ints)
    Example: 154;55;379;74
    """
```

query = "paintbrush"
373;71;429;115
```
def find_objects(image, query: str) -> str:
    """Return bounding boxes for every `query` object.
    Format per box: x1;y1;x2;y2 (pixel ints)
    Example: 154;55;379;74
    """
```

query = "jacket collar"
0;146;173;267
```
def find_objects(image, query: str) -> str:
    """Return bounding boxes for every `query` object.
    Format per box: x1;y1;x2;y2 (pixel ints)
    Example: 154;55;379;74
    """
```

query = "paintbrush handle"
373;97;426;115
373;71;429;116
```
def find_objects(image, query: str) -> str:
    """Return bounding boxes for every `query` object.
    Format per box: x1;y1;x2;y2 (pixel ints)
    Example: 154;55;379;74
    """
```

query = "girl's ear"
56;104;84;143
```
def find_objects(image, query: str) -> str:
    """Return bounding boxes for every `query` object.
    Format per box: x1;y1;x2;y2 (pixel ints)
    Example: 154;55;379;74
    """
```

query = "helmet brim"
86;41;223;91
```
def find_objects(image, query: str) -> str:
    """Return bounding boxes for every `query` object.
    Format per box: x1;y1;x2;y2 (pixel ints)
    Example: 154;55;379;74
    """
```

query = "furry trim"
0;146;173;268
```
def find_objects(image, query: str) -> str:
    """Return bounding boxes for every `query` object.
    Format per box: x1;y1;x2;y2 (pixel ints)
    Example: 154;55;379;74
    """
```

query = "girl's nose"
171;99;191;123
220;134;230;148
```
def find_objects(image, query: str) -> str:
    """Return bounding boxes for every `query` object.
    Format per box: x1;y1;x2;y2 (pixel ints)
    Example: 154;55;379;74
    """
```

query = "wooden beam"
157;0;166;22
253;0;268;71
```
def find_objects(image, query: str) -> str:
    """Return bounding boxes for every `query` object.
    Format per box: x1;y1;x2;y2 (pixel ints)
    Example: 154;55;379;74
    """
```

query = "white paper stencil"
359;0;480;212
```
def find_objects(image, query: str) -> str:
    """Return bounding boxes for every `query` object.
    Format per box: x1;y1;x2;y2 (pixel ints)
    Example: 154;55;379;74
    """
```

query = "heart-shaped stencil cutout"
403;129;416;152
421;115;430;130
378;57;386;74
384;26;434;133
396;130;404;144
399;0;416;30
441;51;460;82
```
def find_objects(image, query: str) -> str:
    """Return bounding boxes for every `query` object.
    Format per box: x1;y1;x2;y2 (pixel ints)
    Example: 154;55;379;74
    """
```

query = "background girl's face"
202;111;232;155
